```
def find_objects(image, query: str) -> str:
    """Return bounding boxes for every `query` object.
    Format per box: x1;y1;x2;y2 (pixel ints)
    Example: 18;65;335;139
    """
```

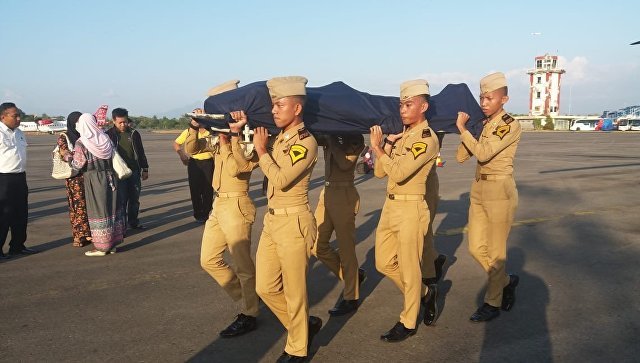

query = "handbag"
112;149;133;180
51;132;78;180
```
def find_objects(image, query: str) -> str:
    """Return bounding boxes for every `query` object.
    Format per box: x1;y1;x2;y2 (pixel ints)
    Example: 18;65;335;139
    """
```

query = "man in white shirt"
0;102;36;258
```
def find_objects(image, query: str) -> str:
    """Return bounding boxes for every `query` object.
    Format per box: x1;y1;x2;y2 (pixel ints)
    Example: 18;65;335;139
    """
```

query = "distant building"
527;54;565;117
601;105;640;119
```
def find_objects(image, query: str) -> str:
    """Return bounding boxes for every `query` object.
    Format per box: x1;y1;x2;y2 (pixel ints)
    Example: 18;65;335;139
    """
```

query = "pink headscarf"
77;113;113;159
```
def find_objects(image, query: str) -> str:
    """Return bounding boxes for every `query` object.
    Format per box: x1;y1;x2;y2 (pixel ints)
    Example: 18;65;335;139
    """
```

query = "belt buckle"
388;194;395;200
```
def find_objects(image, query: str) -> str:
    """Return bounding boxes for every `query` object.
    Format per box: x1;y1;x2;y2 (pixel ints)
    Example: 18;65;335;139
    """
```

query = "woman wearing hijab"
72;113;125;256
59;111;92;247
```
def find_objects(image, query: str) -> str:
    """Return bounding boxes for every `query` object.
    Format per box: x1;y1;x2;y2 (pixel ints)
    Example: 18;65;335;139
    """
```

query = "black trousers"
187;158;214;220
0;172;28;252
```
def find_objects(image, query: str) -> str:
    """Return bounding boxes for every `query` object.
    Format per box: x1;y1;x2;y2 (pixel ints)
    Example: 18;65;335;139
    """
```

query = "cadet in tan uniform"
312;134;366;316
370;79;439;342
456;72;521;322
252;76;321;362
184;80;261;338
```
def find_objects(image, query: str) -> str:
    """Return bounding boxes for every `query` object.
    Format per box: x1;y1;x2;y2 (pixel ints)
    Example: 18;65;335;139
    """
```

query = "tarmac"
1;130;639;363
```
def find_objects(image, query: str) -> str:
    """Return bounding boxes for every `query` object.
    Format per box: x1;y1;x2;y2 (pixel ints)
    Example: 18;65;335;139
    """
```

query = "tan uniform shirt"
375;120;440;195
184;129;257;192
456;110;521;175
259;123;318;208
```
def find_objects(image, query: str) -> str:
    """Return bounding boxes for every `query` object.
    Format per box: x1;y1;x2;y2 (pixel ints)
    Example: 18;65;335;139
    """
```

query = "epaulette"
298;127;310;140
422;128;432;138
502;113;515;124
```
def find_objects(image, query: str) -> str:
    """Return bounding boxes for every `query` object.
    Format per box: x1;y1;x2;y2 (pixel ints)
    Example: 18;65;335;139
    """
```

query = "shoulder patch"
298;127;310;140
493;124;511;140
422;128;431;138
410;142;428;159
289;144;308;165
502;113;515;124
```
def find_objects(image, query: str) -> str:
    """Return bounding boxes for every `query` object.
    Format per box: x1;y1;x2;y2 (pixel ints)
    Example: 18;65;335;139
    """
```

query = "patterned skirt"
65;174;92;244
84;170;126;251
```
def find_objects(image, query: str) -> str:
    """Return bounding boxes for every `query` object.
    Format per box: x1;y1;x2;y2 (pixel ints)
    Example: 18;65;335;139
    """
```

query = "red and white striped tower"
527;54;565;116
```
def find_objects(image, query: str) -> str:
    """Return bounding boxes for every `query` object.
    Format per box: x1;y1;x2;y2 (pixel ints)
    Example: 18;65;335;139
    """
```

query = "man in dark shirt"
106;108;149;229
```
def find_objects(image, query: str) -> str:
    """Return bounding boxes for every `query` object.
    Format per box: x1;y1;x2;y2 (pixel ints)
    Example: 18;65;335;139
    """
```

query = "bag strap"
61;132;73;149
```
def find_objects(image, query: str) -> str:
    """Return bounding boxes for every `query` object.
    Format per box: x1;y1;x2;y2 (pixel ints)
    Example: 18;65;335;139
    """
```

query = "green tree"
543;116;555;130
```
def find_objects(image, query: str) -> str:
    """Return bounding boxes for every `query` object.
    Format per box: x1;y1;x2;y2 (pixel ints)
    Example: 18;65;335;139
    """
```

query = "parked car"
569;119;599;131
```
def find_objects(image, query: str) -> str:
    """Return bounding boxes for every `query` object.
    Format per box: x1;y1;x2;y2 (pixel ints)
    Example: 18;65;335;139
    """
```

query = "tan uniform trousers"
200;195;259;317
468;176;518;307
256;209;317;357
375;198;429;329
312;186;360;300
422;171;439;281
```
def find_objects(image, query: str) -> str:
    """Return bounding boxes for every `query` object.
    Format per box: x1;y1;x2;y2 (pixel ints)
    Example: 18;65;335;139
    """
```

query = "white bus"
569;119;598;131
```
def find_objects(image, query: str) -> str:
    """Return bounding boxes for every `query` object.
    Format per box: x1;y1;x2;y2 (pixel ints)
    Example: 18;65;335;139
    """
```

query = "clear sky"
2;0;639;117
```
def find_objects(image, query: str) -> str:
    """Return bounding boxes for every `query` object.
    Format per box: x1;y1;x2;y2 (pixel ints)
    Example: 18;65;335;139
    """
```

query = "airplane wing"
199;81;484;138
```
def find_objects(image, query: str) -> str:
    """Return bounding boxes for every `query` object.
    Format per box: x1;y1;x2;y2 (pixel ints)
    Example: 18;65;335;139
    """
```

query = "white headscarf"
77;113;113;159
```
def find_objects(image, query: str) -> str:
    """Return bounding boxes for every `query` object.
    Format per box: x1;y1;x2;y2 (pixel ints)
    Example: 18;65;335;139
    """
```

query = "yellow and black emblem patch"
410;142;428;159
289;144;308;165
494;124;511;140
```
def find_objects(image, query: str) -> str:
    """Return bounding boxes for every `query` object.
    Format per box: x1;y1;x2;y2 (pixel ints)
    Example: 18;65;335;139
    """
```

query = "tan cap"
400;79;430;100
266;76;308;100
480;72;507;94
207;79;240;96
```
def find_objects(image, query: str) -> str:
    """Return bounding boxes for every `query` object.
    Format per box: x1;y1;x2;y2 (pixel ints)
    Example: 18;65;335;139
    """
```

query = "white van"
569;119;598;131
617;118;630;131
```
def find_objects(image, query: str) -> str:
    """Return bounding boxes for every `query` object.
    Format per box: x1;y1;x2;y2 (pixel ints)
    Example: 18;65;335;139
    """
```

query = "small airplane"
37;119;67;133
18;119;67;133
631;41;640;45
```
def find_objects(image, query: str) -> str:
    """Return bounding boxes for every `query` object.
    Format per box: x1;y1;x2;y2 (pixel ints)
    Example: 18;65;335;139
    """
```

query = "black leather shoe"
501;274;519;311
0;252;10;259
328;299;359;316
380;322;416;342
8;248;38;255
470;303;500;322
422;284;438;326
358;268;367;285
308;315;322;347
219;313;257;338
422;254;447;285
276;352;306;363
130;224;146;230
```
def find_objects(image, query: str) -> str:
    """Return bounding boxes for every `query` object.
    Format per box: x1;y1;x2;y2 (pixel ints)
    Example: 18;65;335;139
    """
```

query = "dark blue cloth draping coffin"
201;81;484;138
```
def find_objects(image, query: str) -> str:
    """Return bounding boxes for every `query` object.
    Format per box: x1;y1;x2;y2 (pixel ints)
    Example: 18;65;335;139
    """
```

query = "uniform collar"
405;120;427;135
0;121;13;133
486;110;507;127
